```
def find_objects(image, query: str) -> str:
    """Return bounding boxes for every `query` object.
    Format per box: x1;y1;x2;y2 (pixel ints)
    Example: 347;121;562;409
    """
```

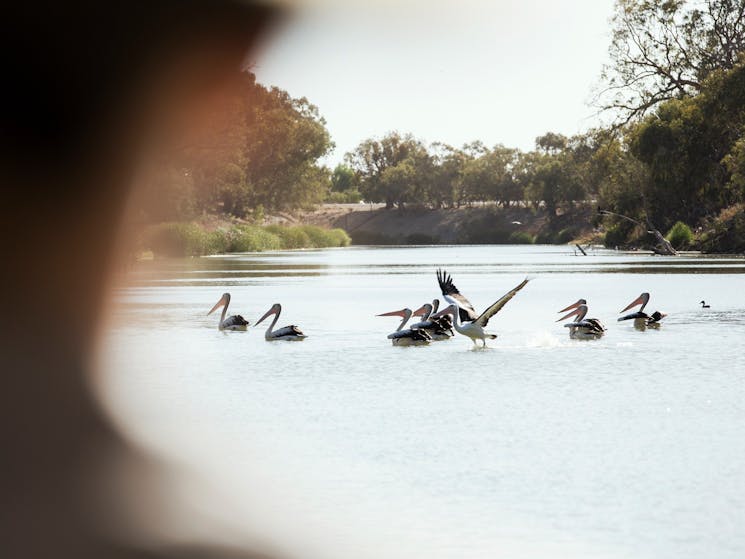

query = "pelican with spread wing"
436;269;479;323
432;277;529;346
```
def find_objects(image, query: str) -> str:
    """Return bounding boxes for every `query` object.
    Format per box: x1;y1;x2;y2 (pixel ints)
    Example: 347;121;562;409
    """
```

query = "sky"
253;0;616;164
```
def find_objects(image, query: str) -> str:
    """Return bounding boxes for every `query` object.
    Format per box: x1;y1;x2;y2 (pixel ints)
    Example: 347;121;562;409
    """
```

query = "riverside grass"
142;222;351;257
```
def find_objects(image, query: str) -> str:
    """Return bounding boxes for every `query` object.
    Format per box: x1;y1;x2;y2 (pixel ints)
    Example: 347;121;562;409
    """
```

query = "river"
98;245;745;559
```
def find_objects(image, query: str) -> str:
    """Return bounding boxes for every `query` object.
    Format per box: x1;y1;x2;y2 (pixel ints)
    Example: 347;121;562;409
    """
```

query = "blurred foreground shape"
0;1;283;557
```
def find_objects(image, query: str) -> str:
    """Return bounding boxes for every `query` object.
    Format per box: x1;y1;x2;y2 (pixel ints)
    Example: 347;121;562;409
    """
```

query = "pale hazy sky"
254;0;616;164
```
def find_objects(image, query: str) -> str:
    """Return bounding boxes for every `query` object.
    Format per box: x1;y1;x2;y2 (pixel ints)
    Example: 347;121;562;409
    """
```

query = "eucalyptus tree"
598;0;745;125
346;132;429;209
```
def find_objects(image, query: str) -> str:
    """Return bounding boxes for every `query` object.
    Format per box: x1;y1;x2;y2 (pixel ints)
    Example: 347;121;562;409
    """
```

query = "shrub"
698;204;745;253
604;223;630;248
299;225;331;247
326;189;362;204
665;221;694;249
295;225;353;247
327;228;352;247
508;231;534;244
229;225;282;252
264;225;312;249
555;228;577;244
534;230;554;244
206;228;230;254
143;222;209;257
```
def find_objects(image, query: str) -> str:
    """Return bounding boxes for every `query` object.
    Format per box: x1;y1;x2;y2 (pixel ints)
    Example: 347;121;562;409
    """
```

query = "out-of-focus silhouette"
1;2;281;557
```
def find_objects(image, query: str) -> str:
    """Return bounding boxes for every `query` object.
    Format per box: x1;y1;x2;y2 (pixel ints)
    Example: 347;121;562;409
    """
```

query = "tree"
597;0;745;124
330;164;359;192
346;132;428;208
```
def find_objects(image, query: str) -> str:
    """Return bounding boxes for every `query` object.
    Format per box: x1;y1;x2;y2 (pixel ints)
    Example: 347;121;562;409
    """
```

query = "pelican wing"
388;328;431;341
221;314;249;328
436;269;478;322
473;278;529;328
273;324;305;338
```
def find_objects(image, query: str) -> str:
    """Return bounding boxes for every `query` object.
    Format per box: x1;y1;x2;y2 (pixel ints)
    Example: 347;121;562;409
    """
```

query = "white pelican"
255;303;307;341
700;300;710;308
432;278;529;346
207;292;249;331
377;308;432;346
618;292;666;330
437;269;478;323
556;299;606;340
410;299;454;340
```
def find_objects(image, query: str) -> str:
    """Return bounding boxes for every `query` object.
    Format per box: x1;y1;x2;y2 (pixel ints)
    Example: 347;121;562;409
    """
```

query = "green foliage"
604;223;633;248
698;204;745;253
555;228;578;244
133;71;333;222
142;223;211;257
327;228;352;247
508;231;534;244
263;225;311;249
206;229;231;254
331;164;359;192
325;188;362;203
665;221;694;249
534;230;555;244
229;226;282;252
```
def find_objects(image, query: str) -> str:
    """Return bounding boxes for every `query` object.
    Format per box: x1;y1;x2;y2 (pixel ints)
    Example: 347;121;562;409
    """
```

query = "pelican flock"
205;274;672;344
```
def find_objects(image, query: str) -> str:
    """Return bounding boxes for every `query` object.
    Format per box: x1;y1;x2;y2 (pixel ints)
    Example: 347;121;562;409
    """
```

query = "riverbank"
291;204;599;246
138;221;351;257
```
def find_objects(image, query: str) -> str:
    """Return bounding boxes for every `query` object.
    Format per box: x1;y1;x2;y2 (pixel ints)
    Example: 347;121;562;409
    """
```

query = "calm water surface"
100;245;745;559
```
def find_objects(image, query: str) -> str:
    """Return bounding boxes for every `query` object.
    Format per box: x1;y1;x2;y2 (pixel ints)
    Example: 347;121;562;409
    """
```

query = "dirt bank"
287;204;598;245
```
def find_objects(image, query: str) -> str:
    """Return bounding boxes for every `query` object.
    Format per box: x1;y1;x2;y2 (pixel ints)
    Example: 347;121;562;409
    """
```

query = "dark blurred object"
0;2;279;557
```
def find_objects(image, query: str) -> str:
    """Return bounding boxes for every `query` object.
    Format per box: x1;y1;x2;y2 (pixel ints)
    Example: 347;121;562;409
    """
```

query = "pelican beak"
207;294;227;315
431;304;455;319
377;309;408;318
255;305;277;326
620;294;646;313
411;304;428;317
556;306;581;322
558;300;582;313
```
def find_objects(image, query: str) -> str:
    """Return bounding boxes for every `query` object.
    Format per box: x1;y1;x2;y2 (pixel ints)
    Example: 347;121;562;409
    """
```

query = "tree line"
136;0;745;251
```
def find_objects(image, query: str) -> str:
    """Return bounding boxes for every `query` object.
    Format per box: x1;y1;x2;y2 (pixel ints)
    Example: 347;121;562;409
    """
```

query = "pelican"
437;269;479;323
700;300;710;308
618;292;666;330
556;299;606;340
377;308;432;346
207;292;249;331
432;278;529;346
255;303;307;341
410;299;454;340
